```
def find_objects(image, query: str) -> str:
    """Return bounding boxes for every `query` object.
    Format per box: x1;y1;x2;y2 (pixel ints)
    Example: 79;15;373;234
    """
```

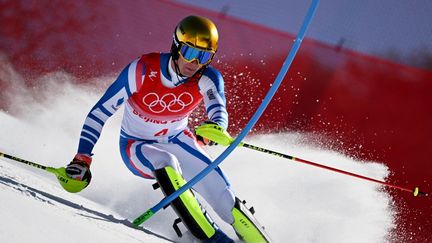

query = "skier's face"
176;56;202;77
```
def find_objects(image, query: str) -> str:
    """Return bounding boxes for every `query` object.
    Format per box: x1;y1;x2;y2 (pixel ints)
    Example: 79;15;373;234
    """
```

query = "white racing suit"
77;52;269;242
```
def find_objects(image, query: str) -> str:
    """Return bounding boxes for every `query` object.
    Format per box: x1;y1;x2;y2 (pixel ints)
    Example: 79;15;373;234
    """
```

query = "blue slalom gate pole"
133;0;320;226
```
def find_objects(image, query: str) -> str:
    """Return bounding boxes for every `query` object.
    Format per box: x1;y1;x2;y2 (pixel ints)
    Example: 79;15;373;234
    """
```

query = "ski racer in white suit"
65;15;270;243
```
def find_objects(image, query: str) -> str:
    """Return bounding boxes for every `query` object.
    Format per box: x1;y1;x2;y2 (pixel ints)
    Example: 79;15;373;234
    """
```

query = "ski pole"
241;143;428;197
0;152;88;193
194;124;429;197
132;0;320;227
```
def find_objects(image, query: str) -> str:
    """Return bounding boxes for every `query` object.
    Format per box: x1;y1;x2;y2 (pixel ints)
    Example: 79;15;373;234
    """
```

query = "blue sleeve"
77;63;133;155
201;67;229;129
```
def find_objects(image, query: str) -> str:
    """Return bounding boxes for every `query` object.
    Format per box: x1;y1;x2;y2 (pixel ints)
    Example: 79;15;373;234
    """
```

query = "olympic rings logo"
142;92;194;113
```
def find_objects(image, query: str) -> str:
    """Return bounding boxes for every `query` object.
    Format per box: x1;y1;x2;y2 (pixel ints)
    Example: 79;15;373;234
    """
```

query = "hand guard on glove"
195;121;219;146
66;154;92;184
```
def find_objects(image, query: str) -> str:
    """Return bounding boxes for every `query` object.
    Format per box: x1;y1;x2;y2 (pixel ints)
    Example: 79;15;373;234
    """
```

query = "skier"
65;15;270;242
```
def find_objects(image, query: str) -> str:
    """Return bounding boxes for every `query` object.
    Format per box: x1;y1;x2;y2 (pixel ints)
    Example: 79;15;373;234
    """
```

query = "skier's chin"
182;68;198;77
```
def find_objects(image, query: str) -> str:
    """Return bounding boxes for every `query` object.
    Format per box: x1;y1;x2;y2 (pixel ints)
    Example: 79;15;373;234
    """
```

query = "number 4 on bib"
154;129;168;136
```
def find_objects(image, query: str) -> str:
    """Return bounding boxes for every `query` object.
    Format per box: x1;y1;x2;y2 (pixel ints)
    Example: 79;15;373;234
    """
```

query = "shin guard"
231;197;272;243
154;166;216;240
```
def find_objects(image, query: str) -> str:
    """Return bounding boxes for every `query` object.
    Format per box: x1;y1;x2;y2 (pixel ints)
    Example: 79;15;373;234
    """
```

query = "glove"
66;153;92;183
195;121;218;146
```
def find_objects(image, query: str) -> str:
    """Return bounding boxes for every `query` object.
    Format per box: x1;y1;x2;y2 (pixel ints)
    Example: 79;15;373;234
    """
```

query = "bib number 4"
154;128;168;136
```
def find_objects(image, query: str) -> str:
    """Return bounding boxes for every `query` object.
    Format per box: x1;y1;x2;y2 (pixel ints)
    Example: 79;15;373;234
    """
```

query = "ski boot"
231;197;272;243
154;166;233;242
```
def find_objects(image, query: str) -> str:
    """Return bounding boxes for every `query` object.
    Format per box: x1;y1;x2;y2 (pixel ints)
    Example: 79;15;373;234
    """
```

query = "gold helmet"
171;15;218;65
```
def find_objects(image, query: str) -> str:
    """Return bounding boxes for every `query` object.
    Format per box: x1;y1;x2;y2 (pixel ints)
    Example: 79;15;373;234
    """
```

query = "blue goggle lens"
179;44;214;65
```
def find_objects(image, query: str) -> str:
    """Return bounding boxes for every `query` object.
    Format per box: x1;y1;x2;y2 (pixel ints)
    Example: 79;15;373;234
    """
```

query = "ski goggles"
179;44;215;65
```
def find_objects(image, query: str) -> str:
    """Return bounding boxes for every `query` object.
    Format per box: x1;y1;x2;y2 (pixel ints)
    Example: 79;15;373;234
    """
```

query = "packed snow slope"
0;160;171;243
0;71;396;242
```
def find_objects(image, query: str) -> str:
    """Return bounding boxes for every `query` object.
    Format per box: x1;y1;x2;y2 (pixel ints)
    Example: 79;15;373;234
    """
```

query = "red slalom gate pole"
241;143;428;197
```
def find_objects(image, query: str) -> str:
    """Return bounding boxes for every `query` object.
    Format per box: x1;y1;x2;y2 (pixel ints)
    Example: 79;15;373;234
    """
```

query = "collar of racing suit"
167;56;187;87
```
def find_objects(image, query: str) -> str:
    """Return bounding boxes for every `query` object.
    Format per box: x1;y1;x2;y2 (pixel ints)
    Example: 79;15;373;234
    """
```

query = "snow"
0;71;395;242
0;161;169;242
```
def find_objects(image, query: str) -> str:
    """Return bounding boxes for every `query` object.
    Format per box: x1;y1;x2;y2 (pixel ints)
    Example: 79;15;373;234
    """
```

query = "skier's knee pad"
231;197;271;243
154;166;216;240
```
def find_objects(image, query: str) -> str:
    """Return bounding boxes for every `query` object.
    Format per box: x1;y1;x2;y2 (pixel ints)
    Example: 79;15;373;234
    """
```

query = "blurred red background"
1;0;431;241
